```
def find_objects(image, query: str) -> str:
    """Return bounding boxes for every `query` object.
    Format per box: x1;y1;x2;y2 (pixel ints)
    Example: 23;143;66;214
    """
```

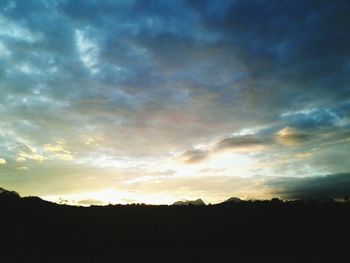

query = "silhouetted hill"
223;197;242;203
1;187;350;263
300;195;336;203
20;196;59;207
173;198;206;206
0;187;20;201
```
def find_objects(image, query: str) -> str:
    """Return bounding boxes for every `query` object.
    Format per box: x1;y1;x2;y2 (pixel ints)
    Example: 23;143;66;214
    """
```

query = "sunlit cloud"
44;140;74;161
276;127;310;147
17;145;46;162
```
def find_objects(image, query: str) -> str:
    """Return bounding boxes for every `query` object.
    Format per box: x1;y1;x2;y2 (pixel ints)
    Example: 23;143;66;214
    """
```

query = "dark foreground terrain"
1;189;349;263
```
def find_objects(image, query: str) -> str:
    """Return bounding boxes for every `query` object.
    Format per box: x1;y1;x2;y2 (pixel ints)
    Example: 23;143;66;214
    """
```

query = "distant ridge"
173;198;206;206
223;197;242;203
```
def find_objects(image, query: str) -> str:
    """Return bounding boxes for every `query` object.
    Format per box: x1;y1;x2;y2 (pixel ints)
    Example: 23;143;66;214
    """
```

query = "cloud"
280;105;348;130
0;15;42;43
44;140;74;161
180;133;272;164
216;134;270;150
275;127;311;146
267;173;350;200
180;127;311;164
181;149;210;164
17;144;46;162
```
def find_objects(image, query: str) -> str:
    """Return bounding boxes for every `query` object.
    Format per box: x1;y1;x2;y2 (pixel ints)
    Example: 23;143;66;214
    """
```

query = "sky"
0;0;349;205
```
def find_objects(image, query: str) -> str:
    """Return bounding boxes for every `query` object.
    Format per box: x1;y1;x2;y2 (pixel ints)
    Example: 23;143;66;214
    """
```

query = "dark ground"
1;189;349;263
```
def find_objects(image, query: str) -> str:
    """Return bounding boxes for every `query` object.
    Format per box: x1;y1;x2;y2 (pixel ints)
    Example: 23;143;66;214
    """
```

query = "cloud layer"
0;0;349;203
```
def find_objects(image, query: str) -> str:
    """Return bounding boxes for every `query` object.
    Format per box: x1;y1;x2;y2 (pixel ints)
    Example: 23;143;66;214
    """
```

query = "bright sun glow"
42;188;183;206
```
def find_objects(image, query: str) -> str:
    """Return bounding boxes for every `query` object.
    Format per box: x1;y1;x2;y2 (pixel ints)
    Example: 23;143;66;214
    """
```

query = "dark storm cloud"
267;173;350;200
190;0;350;106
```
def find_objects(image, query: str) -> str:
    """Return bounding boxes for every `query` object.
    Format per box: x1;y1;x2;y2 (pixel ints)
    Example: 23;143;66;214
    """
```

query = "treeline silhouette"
1;187;349;263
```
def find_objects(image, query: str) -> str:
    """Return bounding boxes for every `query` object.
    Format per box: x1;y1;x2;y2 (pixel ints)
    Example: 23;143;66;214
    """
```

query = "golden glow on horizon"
40;178;275;206
12;139;280;205
42;188;199;206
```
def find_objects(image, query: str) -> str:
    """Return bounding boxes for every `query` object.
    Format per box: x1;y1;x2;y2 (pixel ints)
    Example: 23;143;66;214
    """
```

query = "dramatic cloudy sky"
0;0;349;205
